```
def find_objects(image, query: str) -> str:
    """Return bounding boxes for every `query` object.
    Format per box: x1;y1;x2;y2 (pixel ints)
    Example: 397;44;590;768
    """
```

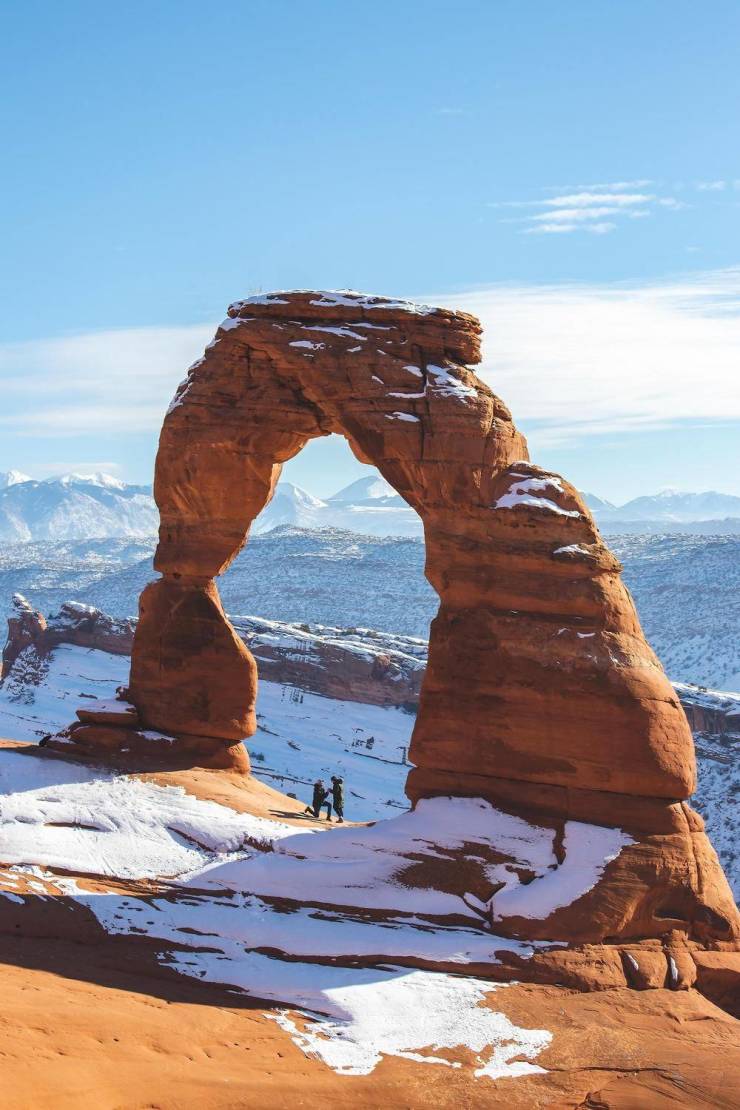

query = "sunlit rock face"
56;289;739;964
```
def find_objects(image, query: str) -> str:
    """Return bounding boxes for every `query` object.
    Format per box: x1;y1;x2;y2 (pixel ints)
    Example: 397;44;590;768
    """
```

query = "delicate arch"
121;290;693;808
58;289;738;952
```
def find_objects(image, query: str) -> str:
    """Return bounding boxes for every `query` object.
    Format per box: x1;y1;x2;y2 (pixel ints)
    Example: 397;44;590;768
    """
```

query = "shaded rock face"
232;615;425;709
45;601;135;656
62;288;739;962
1;595;46;680
1;596;135;681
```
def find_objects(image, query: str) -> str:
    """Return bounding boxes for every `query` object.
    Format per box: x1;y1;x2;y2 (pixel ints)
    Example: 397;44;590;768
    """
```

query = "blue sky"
1;1;738;501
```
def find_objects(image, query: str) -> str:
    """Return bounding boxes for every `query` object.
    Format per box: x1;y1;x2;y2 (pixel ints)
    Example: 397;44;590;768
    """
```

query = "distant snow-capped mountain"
252;483;330;534
253;478;421;537
0;473;157;543
328;475;406;507
56;471;129;491
581;492;617;514
616;489;740;522
585;488;740;524
0;470;32;490
2;464;739;543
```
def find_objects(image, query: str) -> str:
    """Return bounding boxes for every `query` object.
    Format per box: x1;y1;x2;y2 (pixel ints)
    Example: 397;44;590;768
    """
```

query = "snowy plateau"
2;524;739;690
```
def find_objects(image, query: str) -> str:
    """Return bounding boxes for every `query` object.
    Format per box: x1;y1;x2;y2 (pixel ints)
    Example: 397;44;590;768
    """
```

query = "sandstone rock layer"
65;289;738;963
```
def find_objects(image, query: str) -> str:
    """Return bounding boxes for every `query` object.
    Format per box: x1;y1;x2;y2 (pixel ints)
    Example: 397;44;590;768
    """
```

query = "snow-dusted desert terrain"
0;745;564;1080
0;493;738;1090
3;525;738;689
609;534;740;689
0;641;412;821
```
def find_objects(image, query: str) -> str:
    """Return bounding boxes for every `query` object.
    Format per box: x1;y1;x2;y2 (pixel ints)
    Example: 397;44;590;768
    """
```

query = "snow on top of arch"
308;291;437;314
228;290;439;315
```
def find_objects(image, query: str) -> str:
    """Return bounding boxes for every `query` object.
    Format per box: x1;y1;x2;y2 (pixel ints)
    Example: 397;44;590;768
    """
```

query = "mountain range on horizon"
2;469;740;543
0;471;156;543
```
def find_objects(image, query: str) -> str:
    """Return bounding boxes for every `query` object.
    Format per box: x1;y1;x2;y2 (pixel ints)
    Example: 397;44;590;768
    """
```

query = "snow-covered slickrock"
44;289;739;1003
2;745;739;1104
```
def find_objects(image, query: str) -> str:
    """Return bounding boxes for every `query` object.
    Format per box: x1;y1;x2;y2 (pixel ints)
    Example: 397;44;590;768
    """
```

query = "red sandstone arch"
126;290;689;799
60;289;738;960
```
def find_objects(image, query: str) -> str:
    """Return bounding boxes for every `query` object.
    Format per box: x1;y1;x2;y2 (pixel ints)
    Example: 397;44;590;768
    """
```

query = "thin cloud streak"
0;324;212;433
493;180;710;234
530;206;648;223
543;192;653;208
433;267;740;450
543;179;654;192
524;220;617;235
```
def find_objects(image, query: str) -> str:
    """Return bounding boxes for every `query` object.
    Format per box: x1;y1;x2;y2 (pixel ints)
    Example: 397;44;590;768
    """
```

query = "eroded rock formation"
232;616;425;708
1;595;47;680
1;596;135;684
55;289;739;984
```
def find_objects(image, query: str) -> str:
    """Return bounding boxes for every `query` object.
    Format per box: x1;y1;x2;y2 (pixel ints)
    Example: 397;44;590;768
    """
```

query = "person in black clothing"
330;775;345;823
305;779;332;820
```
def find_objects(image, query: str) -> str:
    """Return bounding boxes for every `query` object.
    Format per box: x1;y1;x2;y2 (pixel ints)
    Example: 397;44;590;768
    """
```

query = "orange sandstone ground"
2;745;739;1109
1;934;739;1109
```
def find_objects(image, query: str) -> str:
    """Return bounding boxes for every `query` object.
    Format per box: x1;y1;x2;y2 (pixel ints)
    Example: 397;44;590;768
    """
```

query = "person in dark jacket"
305;779;331;820
330;775;345;823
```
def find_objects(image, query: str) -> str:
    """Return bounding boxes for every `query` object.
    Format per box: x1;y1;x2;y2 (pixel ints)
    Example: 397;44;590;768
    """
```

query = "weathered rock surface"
232;615;425;708
677;681;740;736
45;600;136;656
57;289;738;984
1;935;737;1108
127;290;693;801
1;594;47;679
1;595;135;684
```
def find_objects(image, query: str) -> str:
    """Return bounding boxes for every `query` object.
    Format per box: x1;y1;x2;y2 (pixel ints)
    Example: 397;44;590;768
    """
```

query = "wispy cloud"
543;192;654;209
492;183;681;235
432;267;740;446
544;179;654;192
0;324;212;436
492;180;700;235
525;219;617;236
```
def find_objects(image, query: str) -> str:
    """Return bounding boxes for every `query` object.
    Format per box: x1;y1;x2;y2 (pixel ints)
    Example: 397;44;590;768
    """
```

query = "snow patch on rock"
496;477;581;518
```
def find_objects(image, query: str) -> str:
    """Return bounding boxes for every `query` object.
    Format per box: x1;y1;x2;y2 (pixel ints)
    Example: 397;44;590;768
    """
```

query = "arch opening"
211;434;432;822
